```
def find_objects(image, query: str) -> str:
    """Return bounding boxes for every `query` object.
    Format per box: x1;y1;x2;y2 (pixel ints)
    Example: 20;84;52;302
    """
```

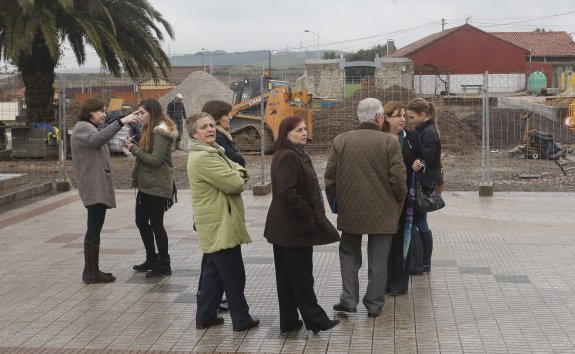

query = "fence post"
479;71;493;196
252;74;271;195
56;75;71;191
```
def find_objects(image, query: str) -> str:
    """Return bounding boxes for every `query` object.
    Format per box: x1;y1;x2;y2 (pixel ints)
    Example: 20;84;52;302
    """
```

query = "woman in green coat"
186;112;259;332
124;99;177;278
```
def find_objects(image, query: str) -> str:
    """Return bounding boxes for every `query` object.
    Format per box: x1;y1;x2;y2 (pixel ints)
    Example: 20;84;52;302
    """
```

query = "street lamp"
304;29;320;60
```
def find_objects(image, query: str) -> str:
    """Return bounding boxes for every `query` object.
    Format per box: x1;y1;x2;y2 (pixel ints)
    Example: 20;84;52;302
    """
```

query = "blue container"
320;99;340;109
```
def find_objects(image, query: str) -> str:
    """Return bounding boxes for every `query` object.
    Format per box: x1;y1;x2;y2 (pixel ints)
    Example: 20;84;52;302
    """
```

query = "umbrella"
401;171;417;270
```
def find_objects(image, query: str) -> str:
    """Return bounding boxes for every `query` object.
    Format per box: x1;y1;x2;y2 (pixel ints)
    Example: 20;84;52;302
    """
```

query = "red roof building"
490;31;575;63
388;24;528;75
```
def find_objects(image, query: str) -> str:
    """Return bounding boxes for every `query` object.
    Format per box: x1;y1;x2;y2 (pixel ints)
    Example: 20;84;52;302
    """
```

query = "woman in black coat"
201;100;245;167
382;101;423;295
406;98;443;274
264;116;340;334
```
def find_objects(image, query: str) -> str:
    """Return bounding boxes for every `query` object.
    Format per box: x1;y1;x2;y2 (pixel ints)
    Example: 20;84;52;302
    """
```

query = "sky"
25;0;575;70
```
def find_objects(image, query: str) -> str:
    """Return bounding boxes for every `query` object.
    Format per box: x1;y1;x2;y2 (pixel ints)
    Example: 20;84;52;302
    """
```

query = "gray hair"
186;112;215;137
357;98;383;124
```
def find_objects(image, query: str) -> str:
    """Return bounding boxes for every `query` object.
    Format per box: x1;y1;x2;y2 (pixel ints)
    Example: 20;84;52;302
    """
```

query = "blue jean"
413;210;429;232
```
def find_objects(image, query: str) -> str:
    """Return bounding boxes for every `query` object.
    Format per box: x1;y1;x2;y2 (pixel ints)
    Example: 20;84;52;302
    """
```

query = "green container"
527;71;547;92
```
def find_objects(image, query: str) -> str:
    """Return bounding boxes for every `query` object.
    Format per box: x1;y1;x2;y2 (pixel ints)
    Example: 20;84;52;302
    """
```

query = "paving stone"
1;191;575;352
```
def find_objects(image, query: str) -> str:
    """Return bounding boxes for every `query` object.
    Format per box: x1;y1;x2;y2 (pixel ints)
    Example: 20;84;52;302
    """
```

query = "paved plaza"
1;189;575;353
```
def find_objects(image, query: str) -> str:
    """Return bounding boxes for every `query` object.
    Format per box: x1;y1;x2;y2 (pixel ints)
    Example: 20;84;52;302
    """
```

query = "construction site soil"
106;85;575;193
7;85;575;193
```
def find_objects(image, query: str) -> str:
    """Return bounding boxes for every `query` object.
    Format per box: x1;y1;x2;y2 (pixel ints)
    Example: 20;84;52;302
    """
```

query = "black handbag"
415;183;445;212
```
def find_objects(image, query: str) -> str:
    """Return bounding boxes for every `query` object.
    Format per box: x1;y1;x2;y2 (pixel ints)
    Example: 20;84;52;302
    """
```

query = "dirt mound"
437;110;480;153
462;108;575;147
309;85;416;147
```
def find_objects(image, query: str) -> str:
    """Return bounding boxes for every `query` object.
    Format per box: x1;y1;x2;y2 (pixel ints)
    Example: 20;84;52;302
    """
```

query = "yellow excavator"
568;98;575;132
229;77;313;153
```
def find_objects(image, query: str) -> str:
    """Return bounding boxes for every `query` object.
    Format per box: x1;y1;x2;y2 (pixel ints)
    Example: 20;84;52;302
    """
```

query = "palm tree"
0;0;174;122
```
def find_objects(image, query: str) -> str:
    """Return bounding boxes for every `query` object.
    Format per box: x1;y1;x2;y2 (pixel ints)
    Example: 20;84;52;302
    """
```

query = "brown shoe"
196;316;224;329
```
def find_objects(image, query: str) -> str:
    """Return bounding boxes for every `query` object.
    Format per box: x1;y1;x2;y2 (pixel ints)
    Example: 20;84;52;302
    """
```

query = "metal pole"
259;75;265;185
57;76;70;189
480;71;493;196
268;50;272;76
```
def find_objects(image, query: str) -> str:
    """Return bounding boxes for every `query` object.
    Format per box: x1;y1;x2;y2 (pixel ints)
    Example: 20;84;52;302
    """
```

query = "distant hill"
169;50;348;68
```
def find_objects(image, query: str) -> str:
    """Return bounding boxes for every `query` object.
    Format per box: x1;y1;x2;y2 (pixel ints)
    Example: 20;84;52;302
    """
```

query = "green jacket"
129;122;176;199
187;138;251;253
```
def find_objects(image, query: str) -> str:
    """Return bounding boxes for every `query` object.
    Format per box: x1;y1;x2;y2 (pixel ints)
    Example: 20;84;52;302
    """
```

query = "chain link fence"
1;68;574;192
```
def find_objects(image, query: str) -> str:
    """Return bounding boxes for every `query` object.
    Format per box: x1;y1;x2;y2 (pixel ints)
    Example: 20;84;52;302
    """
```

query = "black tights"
86;203;107;241
135;191;169;258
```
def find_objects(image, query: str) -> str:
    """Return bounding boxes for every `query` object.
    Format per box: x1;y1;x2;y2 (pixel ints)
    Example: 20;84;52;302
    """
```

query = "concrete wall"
415;73;526;95
374;58;414;90
303;58;414;99
303;59;345;99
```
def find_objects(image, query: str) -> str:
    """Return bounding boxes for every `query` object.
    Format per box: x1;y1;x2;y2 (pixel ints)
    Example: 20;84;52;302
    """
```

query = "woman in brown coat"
264;116;340;334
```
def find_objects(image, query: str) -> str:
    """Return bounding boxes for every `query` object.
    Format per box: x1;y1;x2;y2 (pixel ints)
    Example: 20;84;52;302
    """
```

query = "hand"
122;137;133;149
120;111;142;125
412;159;423;172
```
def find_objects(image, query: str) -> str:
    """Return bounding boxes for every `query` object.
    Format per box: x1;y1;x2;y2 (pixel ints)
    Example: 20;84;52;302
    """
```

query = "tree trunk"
19;32;58;123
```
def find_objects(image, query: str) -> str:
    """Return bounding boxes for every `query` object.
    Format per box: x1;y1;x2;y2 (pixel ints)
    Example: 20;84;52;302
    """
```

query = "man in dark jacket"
166;93;187;150
324;97;407;318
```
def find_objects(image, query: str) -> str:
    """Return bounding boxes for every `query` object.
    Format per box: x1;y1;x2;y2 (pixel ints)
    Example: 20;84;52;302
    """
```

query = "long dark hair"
139;99;176;151
78;97;105;122
275;116;305;150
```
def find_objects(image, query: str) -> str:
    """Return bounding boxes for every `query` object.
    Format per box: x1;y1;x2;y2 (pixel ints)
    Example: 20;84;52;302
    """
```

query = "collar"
216;125;233;141
357;122;381;131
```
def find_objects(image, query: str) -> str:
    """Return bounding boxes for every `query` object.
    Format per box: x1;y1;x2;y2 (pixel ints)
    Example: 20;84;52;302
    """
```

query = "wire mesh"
1;68;574;193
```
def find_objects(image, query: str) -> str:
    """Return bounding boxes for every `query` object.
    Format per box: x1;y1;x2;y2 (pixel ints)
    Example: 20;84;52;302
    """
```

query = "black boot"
83;240;116;284
146;255;172;278
133;253;158;272
421;230;433;272
410;229;424;275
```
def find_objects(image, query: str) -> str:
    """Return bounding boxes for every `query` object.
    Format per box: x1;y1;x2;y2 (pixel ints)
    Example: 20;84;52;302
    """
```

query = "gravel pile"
158;71;234;147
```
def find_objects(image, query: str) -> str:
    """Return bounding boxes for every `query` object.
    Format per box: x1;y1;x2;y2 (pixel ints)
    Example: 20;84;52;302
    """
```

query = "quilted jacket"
325;123;407;234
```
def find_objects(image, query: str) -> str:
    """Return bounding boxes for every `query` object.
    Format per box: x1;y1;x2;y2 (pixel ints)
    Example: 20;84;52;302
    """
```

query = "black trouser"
386;226;413;293
273;245;331;330
135;192;169;258
196;245;251;331
174;118;183;145
85;203;107;241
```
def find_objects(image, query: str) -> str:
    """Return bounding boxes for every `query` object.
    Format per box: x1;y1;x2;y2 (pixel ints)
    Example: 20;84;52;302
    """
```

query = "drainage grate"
171;268;200;277
149;283;188;293
173;293;196;303
494;274;531;284
459;267;492;275
266;326;310;340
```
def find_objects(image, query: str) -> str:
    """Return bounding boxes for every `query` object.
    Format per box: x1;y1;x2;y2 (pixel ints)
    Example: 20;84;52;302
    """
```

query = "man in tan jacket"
325;97;407;318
